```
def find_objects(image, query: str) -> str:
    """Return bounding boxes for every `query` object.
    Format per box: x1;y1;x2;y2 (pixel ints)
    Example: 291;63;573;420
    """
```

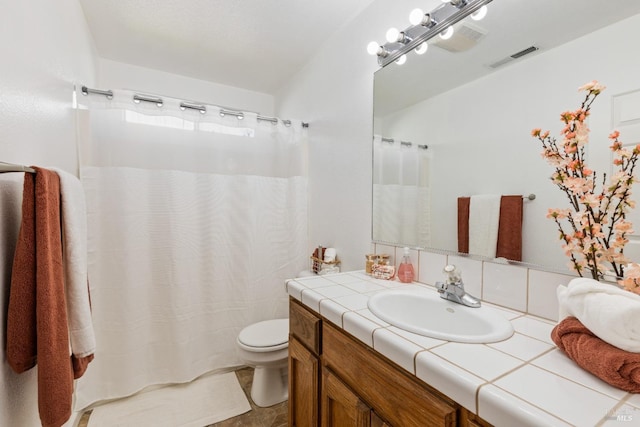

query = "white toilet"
236;318;289;407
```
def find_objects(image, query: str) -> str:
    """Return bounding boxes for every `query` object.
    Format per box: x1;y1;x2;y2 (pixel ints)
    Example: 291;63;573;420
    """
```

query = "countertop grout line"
481;335;544;363
528;351;629;402
488;383;575;427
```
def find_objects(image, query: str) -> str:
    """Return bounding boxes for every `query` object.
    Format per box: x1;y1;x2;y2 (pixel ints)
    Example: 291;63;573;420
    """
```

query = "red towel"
496;195;523;261
6;167;77;427
551;316;640;393
457;197;470;254
457;195;523;261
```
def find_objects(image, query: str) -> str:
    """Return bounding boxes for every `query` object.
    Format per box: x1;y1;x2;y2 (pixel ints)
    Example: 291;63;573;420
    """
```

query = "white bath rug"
87;372;251;427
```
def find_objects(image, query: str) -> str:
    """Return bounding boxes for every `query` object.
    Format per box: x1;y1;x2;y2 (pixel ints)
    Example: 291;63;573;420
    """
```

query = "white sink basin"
367;289;514;343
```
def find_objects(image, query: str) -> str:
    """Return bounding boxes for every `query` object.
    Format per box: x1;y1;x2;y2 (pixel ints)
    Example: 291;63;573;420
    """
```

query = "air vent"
489;45;539;69
431;21;487;53
511;46;538;59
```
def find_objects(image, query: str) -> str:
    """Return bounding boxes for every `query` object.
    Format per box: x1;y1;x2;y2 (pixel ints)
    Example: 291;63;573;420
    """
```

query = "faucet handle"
443;264;462;285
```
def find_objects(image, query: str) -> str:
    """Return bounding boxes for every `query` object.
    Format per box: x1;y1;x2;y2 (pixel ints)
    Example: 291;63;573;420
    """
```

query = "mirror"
372;0;640;272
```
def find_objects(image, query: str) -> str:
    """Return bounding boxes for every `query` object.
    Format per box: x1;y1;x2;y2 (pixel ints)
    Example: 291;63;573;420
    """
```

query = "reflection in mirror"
372;0;640;273
372;136;430;247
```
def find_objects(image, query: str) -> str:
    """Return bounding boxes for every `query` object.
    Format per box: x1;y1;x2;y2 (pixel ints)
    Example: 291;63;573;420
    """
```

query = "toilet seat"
237;318;288;352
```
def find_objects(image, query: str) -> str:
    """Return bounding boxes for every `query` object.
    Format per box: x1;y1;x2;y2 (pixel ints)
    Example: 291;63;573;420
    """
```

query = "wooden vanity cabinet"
288;298;492;427
289;298;322;426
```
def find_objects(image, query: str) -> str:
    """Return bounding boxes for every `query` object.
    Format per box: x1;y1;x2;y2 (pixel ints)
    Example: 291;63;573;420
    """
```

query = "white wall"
275;0;420;271
98;59;275;115
378;14;640;271
0;0;98;425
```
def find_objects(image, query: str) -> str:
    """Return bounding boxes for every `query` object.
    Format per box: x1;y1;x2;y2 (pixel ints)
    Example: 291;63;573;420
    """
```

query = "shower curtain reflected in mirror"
74;90;308;409
372;135;431;248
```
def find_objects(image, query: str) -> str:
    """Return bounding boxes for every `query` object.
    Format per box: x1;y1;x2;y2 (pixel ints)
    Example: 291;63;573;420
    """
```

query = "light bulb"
440;26;454;40
395;55;407;65
386;27;400;43
367;41;380;56
409;8;425;25
415;42;428;55
471;5;487;20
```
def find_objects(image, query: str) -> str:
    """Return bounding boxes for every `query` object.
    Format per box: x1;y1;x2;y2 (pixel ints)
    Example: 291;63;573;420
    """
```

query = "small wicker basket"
310;256;341;275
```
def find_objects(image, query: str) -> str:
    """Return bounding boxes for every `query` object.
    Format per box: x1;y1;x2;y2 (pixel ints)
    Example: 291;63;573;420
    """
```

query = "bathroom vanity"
286;271;636;426
289;297;489;426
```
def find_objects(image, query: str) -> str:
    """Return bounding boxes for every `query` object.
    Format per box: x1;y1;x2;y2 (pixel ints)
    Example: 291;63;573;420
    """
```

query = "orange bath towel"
457;195;523;261
551;316;640;393
457;197;470;254
6;167;90;427
495;195;523;261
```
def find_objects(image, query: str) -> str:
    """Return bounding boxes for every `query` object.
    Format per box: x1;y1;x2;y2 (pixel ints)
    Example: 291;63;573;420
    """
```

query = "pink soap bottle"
397;247;415;283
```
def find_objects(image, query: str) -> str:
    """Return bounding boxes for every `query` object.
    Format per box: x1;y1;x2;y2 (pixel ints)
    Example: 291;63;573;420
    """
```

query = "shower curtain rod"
380;137;427;150
0;161;36;173
80;85;309;128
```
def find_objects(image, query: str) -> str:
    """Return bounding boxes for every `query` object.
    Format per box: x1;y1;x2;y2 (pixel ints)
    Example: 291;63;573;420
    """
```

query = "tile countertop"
285;271;640;427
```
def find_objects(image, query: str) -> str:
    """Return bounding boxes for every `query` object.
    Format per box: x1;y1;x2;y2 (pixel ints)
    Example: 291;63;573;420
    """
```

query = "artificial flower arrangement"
531;80;640;293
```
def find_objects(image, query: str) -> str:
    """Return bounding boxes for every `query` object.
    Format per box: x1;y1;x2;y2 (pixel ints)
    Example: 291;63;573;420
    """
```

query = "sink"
367;289;514;343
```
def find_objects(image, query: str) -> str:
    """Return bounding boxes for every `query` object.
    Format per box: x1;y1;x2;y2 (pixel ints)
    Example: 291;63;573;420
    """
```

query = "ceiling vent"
431;21;488;53
489;46;539;69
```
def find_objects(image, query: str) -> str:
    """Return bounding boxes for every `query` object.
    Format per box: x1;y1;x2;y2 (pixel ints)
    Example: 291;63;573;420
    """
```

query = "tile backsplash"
373;244;575;322
482;263;528;312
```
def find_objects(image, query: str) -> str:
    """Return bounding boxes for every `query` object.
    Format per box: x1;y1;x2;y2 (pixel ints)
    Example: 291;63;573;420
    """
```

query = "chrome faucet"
435;264;481;308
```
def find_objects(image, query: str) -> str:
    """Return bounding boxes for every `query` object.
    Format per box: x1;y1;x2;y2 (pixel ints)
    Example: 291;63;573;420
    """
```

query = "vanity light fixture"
367;0;493;67
415;42;428;55
386;27;413;44
409;9;435;27
385;27;400;43
439;26;454;40
395;54;407;65
471;5;488;20
367;41;389;57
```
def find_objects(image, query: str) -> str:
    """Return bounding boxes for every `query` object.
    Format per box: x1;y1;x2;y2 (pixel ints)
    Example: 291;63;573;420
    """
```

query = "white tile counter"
286;271;640;427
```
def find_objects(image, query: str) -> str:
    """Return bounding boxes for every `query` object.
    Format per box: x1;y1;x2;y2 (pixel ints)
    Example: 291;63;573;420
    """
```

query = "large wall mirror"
372;0;640;272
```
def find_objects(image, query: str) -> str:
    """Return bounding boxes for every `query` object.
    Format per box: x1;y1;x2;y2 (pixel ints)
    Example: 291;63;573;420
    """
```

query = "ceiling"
79;0;640;102
374;0;640;116
78;0;376;94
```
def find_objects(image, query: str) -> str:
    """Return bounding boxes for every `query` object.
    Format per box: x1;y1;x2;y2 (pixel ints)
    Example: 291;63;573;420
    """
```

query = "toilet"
236;318;289;407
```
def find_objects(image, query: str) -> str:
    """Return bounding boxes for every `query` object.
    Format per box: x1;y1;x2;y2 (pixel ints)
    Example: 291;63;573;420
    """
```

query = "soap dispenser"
397;247;415;283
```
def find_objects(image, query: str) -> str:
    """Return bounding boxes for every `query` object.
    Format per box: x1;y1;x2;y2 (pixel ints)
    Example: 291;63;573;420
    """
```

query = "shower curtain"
372;135;430;248
74;90;308;409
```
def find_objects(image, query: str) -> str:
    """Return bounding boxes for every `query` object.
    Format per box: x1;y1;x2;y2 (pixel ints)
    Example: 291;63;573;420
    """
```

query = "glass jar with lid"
377;254;391;266
365;254;377;275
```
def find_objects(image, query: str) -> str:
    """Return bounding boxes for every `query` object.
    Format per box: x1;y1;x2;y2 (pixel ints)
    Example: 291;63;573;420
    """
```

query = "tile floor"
78;367;288;427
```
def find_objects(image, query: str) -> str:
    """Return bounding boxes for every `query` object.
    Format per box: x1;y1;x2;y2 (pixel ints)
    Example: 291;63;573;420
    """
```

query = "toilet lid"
238;318;289;348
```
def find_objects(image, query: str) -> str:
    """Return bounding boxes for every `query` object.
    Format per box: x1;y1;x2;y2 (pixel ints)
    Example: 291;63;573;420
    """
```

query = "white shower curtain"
372;136;430;248
74;90;308;409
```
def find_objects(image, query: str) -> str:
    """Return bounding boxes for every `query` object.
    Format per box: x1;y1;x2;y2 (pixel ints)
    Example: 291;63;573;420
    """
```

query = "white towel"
51;167;96;357
468;194;501;259
557;278;640;352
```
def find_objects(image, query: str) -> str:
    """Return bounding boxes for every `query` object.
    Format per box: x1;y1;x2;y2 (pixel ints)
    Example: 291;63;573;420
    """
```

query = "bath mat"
87;372;251;427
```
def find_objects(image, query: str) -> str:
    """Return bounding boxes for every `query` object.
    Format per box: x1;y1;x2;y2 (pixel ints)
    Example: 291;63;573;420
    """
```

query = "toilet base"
251;365;288;407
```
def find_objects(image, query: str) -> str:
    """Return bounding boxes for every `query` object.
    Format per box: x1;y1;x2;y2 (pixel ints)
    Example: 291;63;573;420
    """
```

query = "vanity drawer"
289;297;322;355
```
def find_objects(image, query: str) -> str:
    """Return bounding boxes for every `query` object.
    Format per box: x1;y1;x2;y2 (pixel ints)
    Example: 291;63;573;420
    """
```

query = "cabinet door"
322;322;457;426
371;412;392;427
459;407;493;427
322;367;371;427
289;337;319;427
